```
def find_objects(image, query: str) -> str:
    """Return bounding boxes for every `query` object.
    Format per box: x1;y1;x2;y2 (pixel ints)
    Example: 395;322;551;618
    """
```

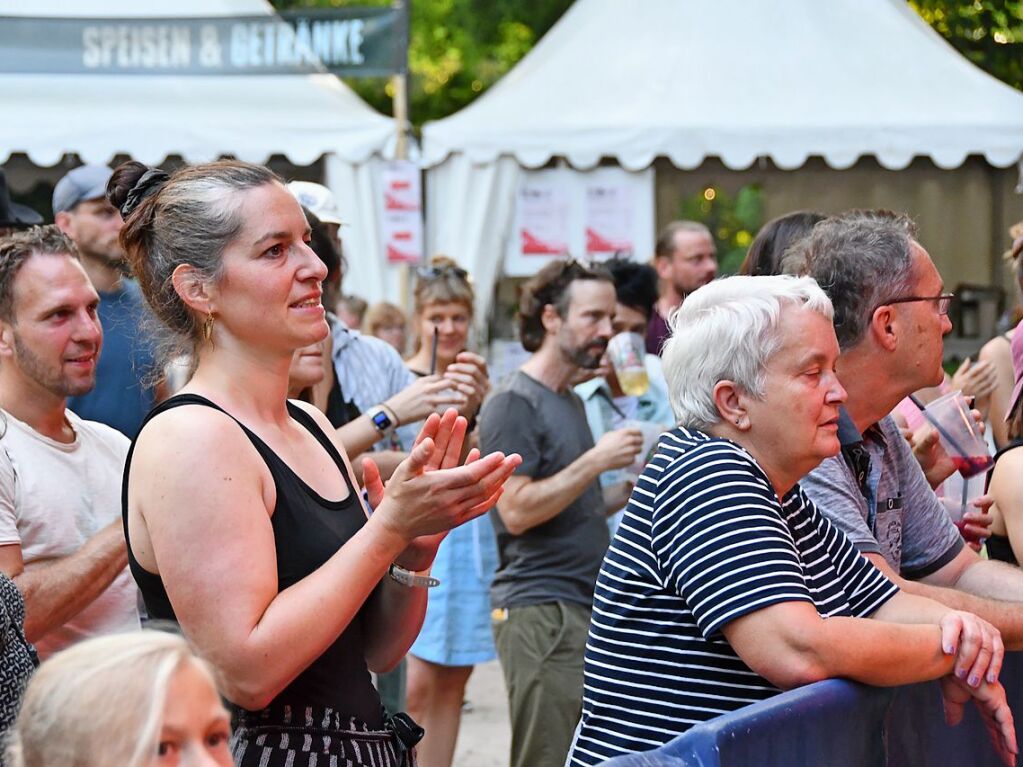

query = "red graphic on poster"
521;229;568;255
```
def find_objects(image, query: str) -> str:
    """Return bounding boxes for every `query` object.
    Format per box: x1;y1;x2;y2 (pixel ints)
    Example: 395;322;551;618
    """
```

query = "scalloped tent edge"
421;0;1023;173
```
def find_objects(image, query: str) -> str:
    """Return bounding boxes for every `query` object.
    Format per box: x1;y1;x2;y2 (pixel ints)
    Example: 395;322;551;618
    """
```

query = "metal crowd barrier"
599;651;1023;766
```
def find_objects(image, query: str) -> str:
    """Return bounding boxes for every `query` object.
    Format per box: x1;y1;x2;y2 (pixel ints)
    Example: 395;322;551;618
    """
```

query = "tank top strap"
286;401;355;496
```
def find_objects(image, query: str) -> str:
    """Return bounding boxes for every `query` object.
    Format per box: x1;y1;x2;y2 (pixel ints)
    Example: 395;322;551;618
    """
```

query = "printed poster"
515;179;571;258
585;182;635;257
380;160;423;264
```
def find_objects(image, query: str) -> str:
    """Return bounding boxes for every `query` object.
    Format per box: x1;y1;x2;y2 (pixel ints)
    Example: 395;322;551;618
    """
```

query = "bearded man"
54;165;158;436
479;258;644;767
0;226;138;658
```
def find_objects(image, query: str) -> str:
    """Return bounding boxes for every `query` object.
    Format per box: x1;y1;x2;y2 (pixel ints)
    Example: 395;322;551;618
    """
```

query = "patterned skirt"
231;705;420;767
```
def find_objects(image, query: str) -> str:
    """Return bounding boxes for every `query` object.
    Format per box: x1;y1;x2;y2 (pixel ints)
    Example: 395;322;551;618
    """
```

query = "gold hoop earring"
202;312;215;347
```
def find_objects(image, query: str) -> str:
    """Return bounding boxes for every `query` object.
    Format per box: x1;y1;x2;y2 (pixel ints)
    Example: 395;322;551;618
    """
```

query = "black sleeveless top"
122;394;383;726
984;439;1023;566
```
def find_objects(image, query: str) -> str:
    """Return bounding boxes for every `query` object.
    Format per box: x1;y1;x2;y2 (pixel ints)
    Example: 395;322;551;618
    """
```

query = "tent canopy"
422;0;1023;172
0;0;395;166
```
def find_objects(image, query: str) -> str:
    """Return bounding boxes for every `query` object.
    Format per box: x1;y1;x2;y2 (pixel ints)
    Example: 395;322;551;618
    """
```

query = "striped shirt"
567;427;899;766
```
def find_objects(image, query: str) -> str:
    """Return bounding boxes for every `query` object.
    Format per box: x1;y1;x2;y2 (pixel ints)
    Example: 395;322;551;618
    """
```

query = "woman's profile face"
741;305;846;476
210;182;329;355
419;300;471;361
153;661;233;766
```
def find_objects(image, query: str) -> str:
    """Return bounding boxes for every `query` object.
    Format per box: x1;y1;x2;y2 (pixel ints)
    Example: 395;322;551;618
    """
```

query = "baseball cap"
52;165;113;215
1005;328;1023;422
287;181;343;226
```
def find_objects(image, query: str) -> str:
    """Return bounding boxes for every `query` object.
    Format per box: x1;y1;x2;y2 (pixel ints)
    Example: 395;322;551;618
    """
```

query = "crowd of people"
0;158;1022;767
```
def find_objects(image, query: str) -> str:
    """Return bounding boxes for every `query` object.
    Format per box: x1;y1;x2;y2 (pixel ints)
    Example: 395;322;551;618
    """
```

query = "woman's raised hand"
363;410;520;570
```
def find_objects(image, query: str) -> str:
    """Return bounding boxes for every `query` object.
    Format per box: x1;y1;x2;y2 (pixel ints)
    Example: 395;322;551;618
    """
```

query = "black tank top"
122;394;383;726
984;439;1023;566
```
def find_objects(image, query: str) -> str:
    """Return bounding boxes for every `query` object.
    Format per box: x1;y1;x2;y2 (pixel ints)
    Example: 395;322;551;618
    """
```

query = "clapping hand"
362;409;521;571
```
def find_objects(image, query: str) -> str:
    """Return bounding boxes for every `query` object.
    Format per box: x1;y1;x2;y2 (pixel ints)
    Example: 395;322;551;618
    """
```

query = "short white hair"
661;275;834;430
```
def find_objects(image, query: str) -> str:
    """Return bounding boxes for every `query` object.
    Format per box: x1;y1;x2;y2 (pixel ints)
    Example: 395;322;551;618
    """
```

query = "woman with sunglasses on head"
109;160;520;767
402;257;494;767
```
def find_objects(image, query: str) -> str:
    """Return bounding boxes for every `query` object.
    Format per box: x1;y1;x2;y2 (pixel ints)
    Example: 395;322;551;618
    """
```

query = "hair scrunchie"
120;168;170;219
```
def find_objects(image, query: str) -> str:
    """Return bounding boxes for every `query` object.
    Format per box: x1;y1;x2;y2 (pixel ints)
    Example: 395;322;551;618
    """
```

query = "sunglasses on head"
415;264;469;282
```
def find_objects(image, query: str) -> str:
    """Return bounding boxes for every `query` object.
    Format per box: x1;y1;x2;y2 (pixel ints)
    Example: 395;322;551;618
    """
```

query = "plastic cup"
607;332;648;396
921;389;993;478
621;419;669;477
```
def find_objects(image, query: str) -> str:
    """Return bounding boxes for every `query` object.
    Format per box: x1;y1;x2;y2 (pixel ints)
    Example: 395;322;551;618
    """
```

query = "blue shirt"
68;280;156;438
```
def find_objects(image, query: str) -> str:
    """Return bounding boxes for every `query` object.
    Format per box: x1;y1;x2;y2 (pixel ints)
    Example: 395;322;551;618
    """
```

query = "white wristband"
388;563;440;588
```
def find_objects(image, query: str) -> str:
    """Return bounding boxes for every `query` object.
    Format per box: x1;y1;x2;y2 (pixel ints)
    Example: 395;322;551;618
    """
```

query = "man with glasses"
794;209;1023;647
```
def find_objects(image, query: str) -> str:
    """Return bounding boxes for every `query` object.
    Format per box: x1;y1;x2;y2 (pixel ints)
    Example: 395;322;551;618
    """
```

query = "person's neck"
706;422;801;501
80;255;122;294
656;288;683;318
836;348;904;434
0;371;73;443
187;339;293;426
520;343;578;393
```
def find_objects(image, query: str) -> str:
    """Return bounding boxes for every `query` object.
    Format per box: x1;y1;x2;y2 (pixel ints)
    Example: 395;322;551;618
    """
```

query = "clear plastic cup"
921;389;993;478
607;332;648;396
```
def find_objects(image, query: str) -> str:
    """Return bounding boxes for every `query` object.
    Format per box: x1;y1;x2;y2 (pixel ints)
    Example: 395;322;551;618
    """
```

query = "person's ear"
54;210;74;238
0;320;14;358
713;380;749;430
540;303;561;335
869;304;899;352
171;264;215;316
653;256;672;282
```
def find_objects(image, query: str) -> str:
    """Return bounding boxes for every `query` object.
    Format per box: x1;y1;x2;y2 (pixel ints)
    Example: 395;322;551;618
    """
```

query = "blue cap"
52;165;113;215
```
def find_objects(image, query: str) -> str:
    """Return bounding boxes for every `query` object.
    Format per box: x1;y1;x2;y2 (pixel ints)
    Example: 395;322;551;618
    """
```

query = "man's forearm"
16;521;128;642
900;569;1023;650
497;451;604;535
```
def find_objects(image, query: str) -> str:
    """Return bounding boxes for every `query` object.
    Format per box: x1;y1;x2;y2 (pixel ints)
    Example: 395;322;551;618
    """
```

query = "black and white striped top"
568;427;899;766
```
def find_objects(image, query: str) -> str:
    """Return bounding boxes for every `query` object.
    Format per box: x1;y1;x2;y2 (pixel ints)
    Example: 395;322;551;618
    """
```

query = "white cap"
287;181;343;226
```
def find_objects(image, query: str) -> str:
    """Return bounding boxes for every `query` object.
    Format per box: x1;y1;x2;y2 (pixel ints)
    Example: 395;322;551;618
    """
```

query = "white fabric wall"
325;153;406;307
425;154;520;320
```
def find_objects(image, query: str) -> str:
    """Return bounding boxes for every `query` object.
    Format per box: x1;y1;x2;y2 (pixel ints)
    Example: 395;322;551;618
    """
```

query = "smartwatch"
366;405;396;437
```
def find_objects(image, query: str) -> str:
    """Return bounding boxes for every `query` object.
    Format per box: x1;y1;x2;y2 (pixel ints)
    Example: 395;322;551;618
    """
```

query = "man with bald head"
646;220;717;354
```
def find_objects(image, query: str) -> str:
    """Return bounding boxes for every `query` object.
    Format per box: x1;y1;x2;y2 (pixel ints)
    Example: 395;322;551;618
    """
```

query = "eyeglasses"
878;293;955;315
415;265;469;282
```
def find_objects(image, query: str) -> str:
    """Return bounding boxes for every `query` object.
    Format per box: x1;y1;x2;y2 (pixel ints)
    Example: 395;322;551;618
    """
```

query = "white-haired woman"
7;630;231;767
568;275;1017;766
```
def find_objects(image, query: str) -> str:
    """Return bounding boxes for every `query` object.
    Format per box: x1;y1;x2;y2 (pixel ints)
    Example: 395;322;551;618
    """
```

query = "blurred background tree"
270;0;573;127
911;0;1023;91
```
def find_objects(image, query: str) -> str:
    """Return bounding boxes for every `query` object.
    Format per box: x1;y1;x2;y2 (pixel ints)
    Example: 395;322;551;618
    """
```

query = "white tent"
423;0;1023;315
0;0;401;303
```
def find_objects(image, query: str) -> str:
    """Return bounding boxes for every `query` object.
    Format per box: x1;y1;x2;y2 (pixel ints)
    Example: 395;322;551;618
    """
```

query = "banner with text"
0;9;404;76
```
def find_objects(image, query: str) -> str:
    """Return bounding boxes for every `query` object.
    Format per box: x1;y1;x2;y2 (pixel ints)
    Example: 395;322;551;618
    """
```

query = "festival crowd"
0;159;1022;767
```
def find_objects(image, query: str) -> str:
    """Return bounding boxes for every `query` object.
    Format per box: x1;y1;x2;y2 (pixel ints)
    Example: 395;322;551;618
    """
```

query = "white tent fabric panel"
422;0;1023;172
425;155;520;320
0;0;395;166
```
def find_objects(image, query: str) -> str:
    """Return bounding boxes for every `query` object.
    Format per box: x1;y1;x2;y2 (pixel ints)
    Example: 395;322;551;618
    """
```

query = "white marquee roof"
422;0;1023;171
0;0;395;166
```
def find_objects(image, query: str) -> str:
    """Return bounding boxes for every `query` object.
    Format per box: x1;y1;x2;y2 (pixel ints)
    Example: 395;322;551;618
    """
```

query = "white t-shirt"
0;409;139;658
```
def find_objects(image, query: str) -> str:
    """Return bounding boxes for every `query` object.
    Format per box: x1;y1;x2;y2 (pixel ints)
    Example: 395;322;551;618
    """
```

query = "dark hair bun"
106;161;151;214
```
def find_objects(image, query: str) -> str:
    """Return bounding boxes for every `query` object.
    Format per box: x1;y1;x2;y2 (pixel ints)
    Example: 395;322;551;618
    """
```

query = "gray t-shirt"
801;412;963;578
479;370;609;609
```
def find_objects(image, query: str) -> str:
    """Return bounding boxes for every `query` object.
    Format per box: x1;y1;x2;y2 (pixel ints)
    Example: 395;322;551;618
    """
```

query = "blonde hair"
6;631;221;767
363;302;407;336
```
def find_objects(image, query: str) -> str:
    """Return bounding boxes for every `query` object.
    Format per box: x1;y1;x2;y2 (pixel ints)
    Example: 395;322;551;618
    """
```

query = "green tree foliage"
911;0;1023;91
270;0;573;126
679;185;764;276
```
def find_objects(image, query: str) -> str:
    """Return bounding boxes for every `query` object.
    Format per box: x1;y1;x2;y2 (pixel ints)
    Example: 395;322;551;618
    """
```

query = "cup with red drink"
921;389;993;479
